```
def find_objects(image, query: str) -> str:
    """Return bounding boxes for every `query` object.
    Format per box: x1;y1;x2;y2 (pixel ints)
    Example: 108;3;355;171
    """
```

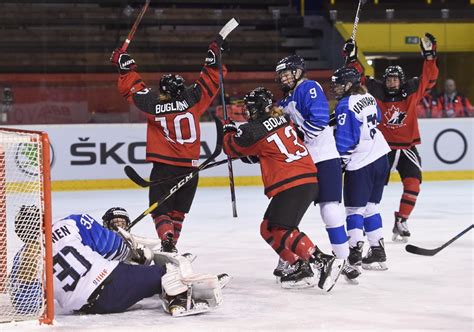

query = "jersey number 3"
267;126;308;163
53;246;92;292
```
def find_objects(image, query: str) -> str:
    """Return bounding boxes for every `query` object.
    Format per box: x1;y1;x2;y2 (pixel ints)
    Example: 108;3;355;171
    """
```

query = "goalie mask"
383;65;405;95
15;205;41;243
243;87;274;121
330;66;361;100
160;74;185;98
275;55;305;93
102;207;130;231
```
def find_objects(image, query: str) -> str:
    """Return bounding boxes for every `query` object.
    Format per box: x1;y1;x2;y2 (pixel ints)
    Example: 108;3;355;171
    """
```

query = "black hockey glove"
110;48;137;74
205;40;229;67
420;33;437;59
343;39;358;64
223;120;238;134
240;156;260;164
131;245;153;266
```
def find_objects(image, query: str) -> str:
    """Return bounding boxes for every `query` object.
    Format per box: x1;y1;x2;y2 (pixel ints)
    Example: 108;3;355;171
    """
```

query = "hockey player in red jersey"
110;40;227;252
343;33;439;242
223;87;344;290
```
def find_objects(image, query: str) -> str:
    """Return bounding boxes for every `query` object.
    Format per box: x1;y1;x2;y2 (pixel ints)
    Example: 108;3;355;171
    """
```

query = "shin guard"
153;214;174;240
168;210;185;244
399;177;420;219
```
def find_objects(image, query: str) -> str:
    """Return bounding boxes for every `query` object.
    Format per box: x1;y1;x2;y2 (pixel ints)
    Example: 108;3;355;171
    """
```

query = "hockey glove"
205;40;228;67
343;39;358;64
110;48;137;74
420;33;437;59
240;155;259;164
131;245;154;265
222;120;238;134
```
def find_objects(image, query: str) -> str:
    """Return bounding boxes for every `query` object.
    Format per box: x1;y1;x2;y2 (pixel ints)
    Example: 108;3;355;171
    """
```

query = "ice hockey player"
343;33;439;242
275;55;359;283
11;205;223;317
222;87;344;290
101;207;233;290
110;39;227;253
330;67;391;270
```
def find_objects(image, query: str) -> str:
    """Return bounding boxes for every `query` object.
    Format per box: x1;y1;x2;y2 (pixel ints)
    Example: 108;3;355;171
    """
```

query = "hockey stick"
217;17;239;218
124;158;230;188
351;0;367;41
405;224;473;256
120;0;151;52
126;115;223;231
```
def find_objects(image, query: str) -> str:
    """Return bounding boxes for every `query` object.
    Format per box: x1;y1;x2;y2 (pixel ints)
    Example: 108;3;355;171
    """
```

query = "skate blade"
362;262;388;271
322;259;345;292
182;253;197;263
170;303;210;317
218;274;233;289
281;277;316;289
274;276;281;284
392;233;408;243
343;276;359;285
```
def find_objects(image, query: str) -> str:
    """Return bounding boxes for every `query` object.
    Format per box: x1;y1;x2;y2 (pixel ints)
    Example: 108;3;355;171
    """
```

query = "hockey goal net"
0;128;53;324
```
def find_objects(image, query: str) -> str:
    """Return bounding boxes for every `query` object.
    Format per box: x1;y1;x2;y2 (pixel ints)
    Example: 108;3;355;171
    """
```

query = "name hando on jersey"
352;96;376;114
155;100;190;115
263;116;287;132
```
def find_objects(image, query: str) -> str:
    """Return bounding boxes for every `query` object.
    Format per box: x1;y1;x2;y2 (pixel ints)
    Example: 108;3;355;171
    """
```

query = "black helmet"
243;87;274;121
14;205;41;243
330;66;361;100
160;74;185;98
102;207;130;231
383;65;405;95
275;55;305;92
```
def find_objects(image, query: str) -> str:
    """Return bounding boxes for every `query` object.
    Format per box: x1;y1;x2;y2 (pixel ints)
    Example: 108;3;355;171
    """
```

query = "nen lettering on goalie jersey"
334;93;390;171
51;214;129;313
279;80;340;163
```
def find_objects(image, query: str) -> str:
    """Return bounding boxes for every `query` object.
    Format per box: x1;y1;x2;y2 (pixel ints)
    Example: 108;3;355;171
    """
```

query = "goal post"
0;127;54;324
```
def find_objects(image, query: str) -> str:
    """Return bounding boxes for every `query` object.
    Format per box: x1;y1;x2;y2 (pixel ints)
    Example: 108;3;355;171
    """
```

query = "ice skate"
273;257;293;283
181;252;196;263
341;264;360;285
280;260;316;289
311;250;345;292
362;238;388;271
348;241;364;267
161;233;178;253
163;291;210;317
392;212;411;243
217;273;233;289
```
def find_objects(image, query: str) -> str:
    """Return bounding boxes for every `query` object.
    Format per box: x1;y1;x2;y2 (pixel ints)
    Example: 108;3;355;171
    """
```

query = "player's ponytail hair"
269;106;284;118
350;84;367;95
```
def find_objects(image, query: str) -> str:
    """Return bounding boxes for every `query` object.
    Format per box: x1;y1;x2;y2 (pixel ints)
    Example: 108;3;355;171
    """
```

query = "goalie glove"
110;48;137;74
116;226;153;265
420;33;437;59
343;39;358;64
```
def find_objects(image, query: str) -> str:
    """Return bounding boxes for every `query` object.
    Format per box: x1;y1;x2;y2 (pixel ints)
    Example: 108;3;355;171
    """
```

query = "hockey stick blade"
219;18;239;41
405;224;473;256
124;158;229;188
127;116;223;230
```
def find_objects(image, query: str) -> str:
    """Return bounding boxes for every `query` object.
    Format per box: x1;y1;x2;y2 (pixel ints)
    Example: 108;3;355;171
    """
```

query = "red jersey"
117;65;227;167
352;59;439;149
223;115;317;198
436;93;473;118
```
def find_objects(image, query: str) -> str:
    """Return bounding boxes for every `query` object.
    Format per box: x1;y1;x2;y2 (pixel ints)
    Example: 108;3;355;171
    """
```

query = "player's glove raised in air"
420;33;436;59
222;119;238;134
343;39;358;64
205;40;229;67
110;48;137;74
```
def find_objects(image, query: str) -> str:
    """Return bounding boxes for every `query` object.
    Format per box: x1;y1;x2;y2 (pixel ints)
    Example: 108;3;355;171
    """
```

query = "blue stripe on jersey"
364;214;383;232
326;225;349;245
65;214;127;259
334;97;361;156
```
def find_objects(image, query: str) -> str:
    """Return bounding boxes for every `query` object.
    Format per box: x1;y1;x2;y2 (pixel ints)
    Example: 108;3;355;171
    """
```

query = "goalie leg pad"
182;273;223;308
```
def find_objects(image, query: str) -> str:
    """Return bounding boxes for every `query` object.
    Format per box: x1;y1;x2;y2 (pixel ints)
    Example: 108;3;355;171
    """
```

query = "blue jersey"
279;80;340;163
334;93;390;171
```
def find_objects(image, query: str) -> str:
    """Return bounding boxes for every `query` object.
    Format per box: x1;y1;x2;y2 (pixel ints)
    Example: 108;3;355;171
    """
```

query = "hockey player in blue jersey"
275;55;359;282
330;67;391;270
10;205;223;317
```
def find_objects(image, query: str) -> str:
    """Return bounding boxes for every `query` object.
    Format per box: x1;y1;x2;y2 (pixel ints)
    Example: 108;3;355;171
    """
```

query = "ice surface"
3;181;473;331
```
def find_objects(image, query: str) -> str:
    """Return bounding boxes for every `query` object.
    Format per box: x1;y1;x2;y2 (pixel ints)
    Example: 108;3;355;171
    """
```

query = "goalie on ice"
10;205;225;318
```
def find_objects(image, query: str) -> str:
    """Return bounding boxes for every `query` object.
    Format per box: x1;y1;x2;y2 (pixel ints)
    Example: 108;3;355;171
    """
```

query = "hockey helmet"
102;207;130;231
14;205;41;243
243;87;274;121
160;74;185;98
383;65;405;95
330;66;361;100
275;55;305;92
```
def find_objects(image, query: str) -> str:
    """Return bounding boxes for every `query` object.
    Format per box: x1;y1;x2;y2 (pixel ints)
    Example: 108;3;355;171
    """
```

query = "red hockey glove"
420;33;437;59
205;40;229;67
343;39;358;64
110;48;137;74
